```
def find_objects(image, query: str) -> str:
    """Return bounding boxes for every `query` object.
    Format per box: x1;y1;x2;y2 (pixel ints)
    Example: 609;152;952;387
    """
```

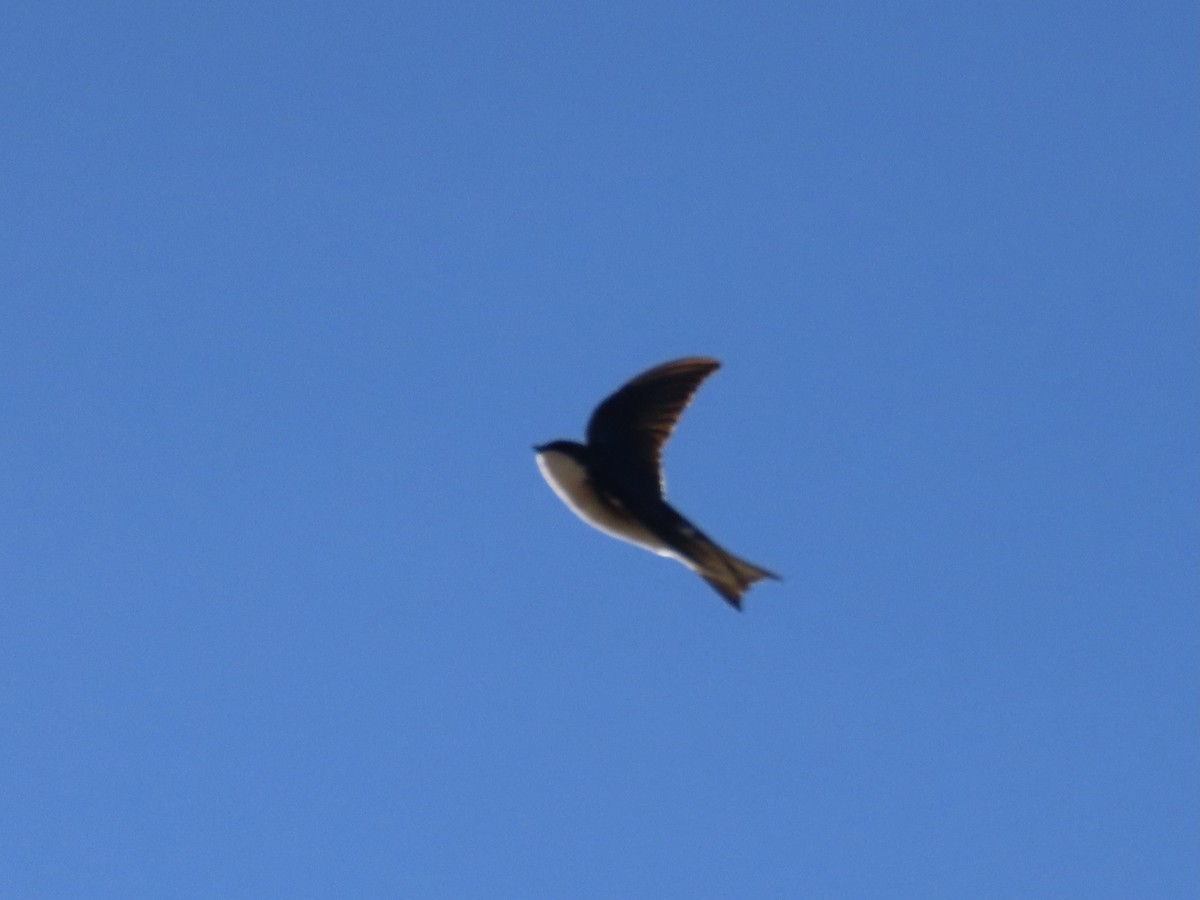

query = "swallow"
534;356;780;609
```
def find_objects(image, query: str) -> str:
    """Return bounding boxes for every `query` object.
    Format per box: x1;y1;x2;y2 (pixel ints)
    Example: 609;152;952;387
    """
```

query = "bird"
534;356;780;609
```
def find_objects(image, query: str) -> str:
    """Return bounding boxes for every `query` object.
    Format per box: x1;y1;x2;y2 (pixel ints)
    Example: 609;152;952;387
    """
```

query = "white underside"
536;450;692;567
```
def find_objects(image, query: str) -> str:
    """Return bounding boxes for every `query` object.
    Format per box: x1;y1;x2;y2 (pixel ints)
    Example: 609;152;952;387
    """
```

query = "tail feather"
675;528;780;610
648;504;781;609
699;550;780;609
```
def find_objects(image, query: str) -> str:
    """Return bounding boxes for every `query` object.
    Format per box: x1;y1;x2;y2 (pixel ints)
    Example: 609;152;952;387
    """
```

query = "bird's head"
533;440;589;463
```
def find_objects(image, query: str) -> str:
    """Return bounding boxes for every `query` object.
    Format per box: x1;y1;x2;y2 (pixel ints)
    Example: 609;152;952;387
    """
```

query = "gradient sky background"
2;3;1196;897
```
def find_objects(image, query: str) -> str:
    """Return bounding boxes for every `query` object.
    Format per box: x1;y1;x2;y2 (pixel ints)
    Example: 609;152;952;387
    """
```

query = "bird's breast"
535;449;674;557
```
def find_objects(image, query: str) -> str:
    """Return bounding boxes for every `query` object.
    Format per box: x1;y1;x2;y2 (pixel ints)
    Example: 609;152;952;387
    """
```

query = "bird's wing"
585;357;720;499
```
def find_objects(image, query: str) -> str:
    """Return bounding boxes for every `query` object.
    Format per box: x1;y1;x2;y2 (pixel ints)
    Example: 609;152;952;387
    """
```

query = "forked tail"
699;547;780;610
651;505;781;609
669;520;779;609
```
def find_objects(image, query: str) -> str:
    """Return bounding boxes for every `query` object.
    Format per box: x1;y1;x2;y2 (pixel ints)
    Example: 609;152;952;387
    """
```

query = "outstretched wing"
585;357;720;499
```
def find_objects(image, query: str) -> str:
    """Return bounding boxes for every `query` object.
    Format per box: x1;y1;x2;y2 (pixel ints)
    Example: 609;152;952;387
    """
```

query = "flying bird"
534;357;780;609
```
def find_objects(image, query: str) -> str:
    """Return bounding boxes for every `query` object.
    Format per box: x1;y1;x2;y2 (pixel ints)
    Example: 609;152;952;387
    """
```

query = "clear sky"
2;3;1196;897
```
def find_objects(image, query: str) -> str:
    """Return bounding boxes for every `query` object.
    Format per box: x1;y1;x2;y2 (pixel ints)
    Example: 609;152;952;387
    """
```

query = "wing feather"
585;357;720;499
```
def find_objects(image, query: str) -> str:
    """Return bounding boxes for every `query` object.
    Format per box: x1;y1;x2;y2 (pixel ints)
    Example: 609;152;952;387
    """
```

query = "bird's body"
534;357;779;609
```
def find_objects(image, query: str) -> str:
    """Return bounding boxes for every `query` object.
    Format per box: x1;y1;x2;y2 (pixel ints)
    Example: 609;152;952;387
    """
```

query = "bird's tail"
699;550;780;610
670;518;780;610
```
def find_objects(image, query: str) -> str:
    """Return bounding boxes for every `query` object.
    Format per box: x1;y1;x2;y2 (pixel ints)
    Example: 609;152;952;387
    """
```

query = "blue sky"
2;3;1196;897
